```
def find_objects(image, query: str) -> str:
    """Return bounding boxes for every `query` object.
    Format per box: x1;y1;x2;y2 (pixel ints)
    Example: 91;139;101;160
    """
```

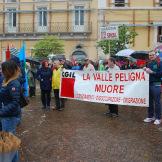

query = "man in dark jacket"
143;51;162;125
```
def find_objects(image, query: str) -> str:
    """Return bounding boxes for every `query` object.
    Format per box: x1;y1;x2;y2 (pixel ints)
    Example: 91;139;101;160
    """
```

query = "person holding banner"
143;51;162;125
83;58;95;71
52;60;64;111
105;57;120;117
98;60;105;71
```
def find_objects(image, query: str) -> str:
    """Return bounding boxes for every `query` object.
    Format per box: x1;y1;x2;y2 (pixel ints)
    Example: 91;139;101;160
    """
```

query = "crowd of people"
25;52;162;125
0;50;162;161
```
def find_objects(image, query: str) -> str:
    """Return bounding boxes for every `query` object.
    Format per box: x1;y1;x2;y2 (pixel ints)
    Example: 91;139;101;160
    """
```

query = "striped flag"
10;47;19;57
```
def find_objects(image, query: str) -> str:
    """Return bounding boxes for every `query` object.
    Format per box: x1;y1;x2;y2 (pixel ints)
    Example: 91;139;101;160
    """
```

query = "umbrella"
26;57;40;65
50;54;65;61
112;55;131;61
116;49;135;57
130;51;149;60
155;45;162;52
157;52;162;61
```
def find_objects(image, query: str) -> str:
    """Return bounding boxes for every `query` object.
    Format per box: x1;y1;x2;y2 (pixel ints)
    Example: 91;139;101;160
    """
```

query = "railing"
109;3;129;7
0;22;92;34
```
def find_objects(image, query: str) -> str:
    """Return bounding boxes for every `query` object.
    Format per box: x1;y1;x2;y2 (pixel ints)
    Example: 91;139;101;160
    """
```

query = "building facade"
1;0;162;60
0;0;98;60
98;0;162;54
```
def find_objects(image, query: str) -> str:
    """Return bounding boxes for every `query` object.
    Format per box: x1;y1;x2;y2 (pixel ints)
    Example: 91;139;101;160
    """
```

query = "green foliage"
97;25;138;55
33;35;64;58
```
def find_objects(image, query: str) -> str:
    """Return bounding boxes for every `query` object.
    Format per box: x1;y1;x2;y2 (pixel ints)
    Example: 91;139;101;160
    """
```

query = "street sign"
100;26;119;40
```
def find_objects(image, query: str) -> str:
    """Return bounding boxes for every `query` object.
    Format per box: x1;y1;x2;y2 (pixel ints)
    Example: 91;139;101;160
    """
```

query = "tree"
97;25;138;55
33;35;64;58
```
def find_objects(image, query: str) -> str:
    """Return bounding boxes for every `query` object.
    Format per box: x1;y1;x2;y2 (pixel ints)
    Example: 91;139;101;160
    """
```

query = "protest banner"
60;69;149;107
100;25;119;54
100;26;119;40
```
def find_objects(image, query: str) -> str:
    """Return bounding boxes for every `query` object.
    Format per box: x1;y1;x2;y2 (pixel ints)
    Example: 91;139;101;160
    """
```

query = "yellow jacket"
52;66;62;89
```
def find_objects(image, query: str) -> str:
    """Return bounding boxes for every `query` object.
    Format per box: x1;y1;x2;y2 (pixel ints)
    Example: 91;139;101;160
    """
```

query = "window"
7;8;16;28
72;50;87;61
114;0;125;7
38;7;47;27
6;0;16;2
159;0;162;6
75;6;84;26
33;0;48;1
158;26;162;42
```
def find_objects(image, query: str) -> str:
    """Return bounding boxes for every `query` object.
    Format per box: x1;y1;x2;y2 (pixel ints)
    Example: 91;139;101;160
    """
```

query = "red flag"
6;45;10;60
60;78;75;98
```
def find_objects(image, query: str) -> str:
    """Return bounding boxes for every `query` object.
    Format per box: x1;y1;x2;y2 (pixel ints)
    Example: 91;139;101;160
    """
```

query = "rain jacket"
147;60;162;85
37;67;52;90
0;79;21;117
52;66;62;90
27;69;35;87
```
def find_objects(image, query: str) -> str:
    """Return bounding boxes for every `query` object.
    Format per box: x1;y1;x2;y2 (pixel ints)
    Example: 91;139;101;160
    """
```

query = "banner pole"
109;40;111;55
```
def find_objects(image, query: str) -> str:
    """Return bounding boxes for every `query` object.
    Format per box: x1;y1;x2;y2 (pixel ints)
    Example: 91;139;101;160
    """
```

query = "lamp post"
30;47;34;58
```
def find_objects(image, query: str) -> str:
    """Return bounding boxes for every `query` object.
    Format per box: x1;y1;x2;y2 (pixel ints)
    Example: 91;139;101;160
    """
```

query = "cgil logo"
62;71;75;78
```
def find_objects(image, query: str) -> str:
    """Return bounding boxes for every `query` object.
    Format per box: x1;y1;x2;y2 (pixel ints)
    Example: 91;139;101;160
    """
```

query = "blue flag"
19;42;29;97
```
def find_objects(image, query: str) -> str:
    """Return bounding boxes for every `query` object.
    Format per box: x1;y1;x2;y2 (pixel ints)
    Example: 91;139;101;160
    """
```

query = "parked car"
48;54;65;61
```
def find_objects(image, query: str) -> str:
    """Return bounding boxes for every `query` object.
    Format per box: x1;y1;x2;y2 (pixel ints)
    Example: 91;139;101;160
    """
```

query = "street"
17;96;162;162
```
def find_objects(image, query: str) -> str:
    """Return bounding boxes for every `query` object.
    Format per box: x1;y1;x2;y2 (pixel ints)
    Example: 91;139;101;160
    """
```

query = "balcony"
0;22;92;36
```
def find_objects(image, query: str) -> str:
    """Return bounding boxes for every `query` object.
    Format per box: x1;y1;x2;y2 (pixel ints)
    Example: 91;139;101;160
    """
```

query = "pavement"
17;96;162;162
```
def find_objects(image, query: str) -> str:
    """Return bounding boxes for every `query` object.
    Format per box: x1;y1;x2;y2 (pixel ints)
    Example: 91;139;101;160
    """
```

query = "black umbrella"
26;57;40;65
111;55;130;61
51;55;65;61
130;51;149;60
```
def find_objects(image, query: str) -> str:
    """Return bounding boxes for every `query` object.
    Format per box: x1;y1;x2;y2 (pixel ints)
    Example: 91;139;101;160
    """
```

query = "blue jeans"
148;85;161;119
1;117;20;162
0;118;2;131
1;117;20;134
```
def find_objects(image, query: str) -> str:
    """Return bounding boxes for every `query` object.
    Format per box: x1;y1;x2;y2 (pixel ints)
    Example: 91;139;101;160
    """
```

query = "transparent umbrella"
116;49;135;57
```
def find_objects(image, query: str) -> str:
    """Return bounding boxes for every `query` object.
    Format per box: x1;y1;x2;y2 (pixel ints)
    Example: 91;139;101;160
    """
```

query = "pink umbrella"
155;45;162;52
